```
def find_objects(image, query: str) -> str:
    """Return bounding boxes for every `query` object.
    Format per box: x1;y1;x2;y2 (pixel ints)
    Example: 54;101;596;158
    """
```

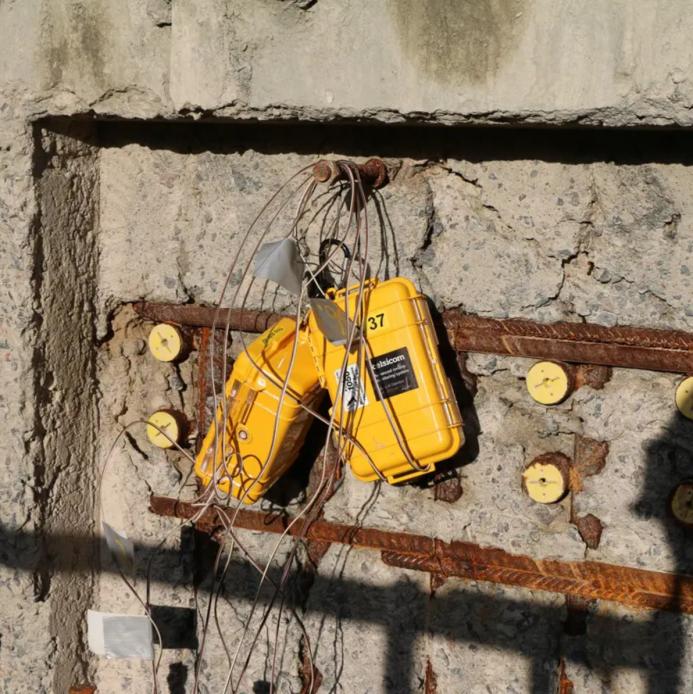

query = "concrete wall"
0;2;692;692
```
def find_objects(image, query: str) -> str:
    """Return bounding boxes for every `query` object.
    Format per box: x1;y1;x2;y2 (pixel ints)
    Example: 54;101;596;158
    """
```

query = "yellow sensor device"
307;277;463;484
194;318;323;504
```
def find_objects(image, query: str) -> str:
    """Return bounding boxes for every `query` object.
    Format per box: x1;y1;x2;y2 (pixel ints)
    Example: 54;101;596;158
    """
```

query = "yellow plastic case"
307;277;463;483
195;318;322;504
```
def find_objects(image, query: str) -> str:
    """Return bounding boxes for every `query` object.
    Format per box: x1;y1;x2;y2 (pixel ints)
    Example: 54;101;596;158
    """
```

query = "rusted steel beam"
134;301;693;374
557;659;574;694
424;659;438;694
312;158;388;189
150;495;693;614
150;496;435;556
443;312;693;373
134;301;283;333
196;327;211;441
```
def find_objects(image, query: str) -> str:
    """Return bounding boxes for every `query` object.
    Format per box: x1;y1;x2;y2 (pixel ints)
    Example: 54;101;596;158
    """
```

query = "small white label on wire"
87;610;153;659
103;522;135;574
310;298;356;346
335;364;368;412
254;238;305;295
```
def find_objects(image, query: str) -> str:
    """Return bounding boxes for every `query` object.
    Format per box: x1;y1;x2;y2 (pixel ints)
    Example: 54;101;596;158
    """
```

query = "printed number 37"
367;313;385;331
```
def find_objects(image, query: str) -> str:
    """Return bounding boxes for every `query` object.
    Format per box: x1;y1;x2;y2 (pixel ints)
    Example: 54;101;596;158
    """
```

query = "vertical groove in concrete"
33;122;100;691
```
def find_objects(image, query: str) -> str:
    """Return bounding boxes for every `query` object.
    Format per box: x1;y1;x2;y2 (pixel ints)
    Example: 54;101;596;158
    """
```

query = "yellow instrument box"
307;277;463;483
194;318;322;504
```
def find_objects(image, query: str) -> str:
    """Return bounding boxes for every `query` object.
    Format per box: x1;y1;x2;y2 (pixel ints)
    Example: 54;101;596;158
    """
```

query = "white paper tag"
103;522;135;574
310;298;357;346
335;364;368;412
87;610;154;659
254;238;305;295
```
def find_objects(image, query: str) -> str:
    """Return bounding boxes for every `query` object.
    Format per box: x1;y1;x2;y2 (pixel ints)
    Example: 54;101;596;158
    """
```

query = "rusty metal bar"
134;301;693;374
134;302;283;333
196;327;210;441
150;495;693;614
150;496;435;556
443;312;693;374
557;660;574;694
312;158;388;189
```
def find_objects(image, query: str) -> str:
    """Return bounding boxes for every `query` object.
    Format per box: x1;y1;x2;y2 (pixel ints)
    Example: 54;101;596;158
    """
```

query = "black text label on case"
369;347;419;400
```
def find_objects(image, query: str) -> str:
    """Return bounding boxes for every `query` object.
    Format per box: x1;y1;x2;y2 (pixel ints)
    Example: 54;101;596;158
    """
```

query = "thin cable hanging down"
99;156;463;694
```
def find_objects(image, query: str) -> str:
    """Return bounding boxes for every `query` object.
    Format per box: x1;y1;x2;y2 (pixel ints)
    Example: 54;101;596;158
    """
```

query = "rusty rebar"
196;327;211;441
432;471;463;503
574;363;612;390
443;312;693;373
134;302;283;333
424;659;438;694
312;158;388;189
134;301;693;375
150;495;693;614
557;660;574;694
573;436;609;481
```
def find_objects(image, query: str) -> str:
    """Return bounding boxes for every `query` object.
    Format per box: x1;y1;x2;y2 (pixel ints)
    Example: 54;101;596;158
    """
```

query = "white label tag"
103;522;135;574
335;364;368;412
254;238;305;295
87;610;153;659
310;298;358;346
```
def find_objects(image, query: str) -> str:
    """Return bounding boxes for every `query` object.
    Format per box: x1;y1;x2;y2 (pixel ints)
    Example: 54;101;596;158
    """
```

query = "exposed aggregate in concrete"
1;1;693;692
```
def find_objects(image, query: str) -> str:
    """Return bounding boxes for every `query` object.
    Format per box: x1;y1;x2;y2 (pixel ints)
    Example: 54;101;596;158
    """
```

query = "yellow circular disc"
526;361;571;405
675;377;693;421
146;411;180;449
671;482;693;525
522;462;567;504
148;323;183;362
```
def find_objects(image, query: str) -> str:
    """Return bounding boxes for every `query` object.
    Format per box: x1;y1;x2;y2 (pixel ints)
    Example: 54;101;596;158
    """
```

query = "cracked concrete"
3;124;693;692
5;1;693;125
90;137;693;691
0;2;693;692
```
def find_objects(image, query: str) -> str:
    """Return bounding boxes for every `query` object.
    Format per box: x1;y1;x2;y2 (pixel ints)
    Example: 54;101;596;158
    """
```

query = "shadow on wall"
30;118;693;692
0;519;691;693
89;117;693;166
632;410;693;694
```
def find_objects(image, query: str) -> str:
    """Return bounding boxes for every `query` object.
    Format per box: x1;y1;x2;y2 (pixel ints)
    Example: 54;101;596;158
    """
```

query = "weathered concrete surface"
95;305;197;693
168;0;693;127
3;124;693;692
0;123;101;693
0;1;693;692
34;125;100;690
0;118;56;693
1;0;170;119
3;1;693;125
92;141;693;691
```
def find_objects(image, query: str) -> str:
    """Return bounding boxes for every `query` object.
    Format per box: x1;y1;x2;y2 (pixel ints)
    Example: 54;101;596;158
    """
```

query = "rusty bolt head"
573;513;604;549
361;158;388;189
574;364;612;391
433;471;463;503
312;158;389;189
312;160;337;183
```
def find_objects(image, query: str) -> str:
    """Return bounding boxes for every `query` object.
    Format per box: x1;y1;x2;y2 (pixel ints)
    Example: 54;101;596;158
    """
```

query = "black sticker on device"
369;347;418;400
